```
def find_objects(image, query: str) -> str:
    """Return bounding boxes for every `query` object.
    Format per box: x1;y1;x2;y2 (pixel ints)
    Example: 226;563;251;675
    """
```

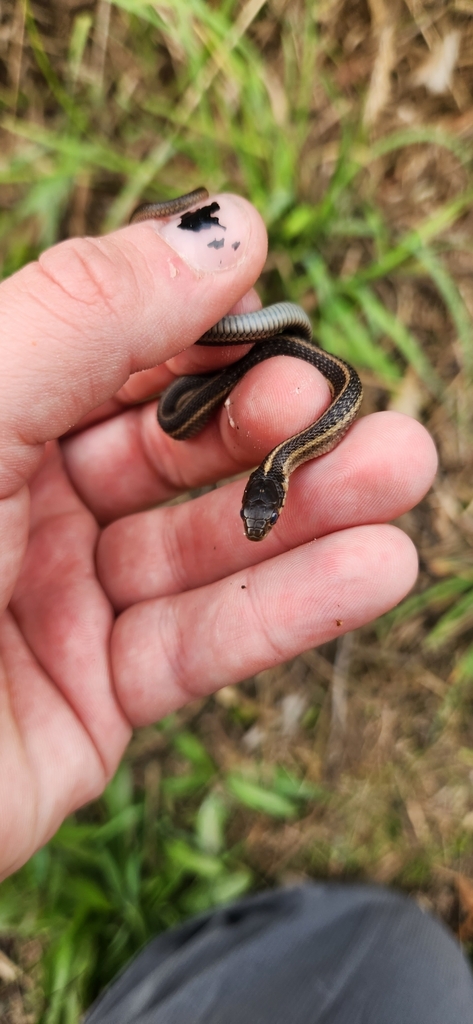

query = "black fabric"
84;883;473;1024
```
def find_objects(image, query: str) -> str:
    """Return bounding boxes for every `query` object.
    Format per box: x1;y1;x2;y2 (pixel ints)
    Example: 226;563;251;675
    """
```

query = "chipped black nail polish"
178;202;227;232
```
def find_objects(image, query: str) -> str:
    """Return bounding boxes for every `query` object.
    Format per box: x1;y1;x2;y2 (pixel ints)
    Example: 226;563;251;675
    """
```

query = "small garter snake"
130;188;363;541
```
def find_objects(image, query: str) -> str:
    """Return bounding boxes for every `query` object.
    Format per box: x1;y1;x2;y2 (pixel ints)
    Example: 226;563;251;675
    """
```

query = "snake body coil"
130;189;363;541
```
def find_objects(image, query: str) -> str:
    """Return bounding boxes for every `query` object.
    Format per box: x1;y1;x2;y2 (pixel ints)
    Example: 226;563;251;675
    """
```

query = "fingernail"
149;193;250;272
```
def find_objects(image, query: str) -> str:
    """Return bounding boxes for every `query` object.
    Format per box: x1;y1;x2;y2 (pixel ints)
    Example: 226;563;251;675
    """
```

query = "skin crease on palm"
0;192;437;880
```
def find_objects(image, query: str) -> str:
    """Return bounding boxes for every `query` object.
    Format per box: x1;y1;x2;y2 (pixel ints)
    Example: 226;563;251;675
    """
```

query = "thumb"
0;192;267;497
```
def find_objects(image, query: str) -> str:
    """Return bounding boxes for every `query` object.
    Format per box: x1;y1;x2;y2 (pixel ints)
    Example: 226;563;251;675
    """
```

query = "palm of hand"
2;397;435;879
3;443;129;877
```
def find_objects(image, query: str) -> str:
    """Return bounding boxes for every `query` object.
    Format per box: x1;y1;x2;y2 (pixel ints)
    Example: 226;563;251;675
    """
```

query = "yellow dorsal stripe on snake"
130;190;363;541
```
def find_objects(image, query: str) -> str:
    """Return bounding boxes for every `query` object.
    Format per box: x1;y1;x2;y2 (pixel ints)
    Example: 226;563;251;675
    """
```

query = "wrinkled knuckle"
147;430;192;493
164;604;197;700
37;237;134;318
249;586;285;664
160;512;190;594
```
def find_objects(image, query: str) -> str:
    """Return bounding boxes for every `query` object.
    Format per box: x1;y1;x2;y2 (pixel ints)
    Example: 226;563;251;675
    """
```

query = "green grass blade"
173;731;216;771
196;793;227;855
165;838;224;878
109;0;165;29
25;2;83;131
67;13;93;87
105;0;269;227
370;127;472;168
352;286;443;396
347;189;473;286
273;767;329;803
453;644;473;684
306;255;401;381
1;118;137;178
379;577;473;633
226;774;298;818
415;247;473;378
321;300;401;382
425;589;473;650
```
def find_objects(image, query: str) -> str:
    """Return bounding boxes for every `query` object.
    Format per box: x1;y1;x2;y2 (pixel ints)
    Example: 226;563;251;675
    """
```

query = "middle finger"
62;353;332;521
97;411;437;610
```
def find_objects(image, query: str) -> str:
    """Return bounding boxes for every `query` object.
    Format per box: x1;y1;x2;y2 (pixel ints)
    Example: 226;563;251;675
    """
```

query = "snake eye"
240;508;246;520
269;511;279;525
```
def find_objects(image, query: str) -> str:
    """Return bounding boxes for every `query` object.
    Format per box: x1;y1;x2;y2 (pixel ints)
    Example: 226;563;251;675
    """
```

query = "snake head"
240;470;285;541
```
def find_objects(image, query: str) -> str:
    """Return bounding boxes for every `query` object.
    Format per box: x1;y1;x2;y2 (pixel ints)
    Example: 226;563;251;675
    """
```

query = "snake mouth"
242;516;278;542
240;505;280;542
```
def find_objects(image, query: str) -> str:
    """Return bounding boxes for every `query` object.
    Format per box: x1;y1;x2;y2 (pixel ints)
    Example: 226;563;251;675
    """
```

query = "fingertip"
109;522;421;726
219;355;332;463
390;411;438;493
379;522;419;599
143;191;266;274
123;191;268;348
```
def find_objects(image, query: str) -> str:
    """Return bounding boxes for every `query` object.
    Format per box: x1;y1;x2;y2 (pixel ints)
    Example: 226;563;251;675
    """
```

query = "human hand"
0;193;436;879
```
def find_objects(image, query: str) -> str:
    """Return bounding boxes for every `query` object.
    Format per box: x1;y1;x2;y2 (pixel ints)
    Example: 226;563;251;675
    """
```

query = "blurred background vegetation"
1;0;473;1020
